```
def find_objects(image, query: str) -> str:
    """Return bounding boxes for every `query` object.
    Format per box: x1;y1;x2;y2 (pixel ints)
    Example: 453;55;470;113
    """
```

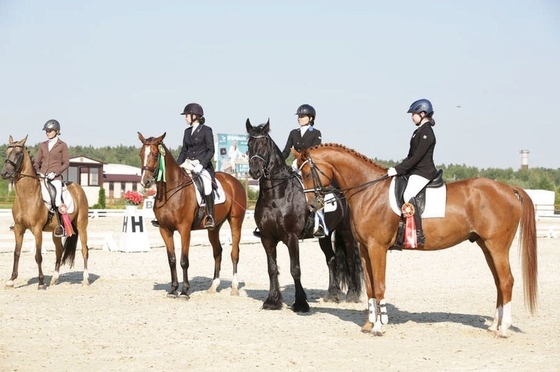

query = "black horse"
246;119;363;312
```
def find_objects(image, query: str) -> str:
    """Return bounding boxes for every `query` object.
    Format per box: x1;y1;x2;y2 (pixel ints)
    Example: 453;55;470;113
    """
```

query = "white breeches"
403;175;430;202
51;180;63;206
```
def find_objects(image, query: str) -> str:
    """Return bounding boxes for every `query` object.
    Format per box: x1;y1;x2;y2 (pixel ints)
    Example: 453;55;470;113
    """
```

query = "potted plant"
123;190;143;214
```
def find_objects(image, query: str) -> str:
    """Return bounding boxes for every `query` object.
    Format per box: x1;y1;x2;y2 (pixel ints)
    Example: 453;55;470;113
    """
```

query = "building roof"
104;163;142;176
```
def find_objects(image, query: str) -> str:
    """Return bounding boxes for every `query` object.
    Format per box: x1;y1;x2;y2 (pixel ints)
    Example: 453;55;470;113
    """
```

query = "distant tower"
520;149;530;170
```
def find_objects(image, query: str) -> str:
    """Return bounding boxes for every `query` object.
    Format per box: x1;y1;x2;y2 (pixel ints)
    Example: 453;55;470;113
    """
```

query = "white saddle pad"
323;193;338;213
194;178;226;206
389;177;446;218
40;180;76;214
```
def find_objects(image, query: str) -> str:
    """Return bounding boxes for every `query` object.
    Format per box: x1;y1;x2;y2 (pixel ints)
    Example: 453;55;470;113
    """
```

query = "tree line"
1;143;559;206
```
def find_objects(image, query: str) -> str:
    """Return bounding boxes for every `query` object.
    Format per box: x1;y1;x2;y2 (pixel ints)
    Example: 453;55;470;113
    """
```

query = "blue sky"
1;0;558;169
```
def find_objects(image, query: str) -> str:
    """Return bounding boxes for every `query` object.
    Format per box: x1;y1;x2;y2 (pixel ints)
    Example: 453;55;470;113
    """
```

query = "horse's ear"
161;132;166;140
263;119;270;133
137;132;145;143
17;135;28;146
245;118;252;133
8;135;14;144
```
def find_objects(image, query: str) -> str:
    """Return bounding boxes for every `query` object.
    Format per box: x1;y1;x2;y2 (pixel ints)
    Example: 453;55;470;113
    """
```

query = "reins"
301;157;389;201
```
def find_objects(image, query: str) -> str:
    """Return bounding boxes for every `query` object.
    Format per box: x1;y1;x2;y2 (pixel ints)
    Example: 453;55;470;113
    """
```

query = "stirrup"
313;225;326;238
253;228;261;238
54;225;65;238
151;219;160;228
204;216;215;229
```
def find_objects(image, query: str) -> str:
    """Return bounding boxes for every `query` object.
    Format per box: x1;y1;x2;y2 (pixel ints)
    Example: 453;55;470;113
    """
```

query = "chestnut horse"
246;120;362;312
295;143;538;337
0;135;90;289
138;132;247;298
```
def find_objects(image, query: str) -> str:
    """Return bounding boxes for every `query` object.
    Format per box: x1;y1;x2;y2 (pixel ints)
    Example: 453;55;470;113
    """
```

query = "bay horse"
138;132;247;298
295;143;538;337
246;119;362;312
0;135;90;289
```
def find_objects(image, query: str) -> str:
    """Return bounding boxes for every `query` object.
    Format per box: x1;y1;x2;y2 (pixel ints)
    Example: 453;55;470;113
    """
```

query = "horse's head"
138;131;166;188
1;135;28;180
246;118;273;179
294;146;335;212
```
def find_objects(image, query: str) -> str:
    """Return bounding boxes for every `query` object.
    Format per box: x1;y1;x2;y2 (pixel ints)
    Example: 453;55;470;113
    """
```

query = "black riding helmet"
42;119;61;134
180;103;204;117
407;99;434;116
295;104;316;123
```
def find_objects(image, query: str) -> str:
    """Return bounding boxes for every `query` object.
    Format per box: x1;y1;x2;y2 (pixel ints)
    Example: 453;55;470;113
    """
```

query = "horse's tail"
334;230;363;297
61;222;78;268
514;187;538;314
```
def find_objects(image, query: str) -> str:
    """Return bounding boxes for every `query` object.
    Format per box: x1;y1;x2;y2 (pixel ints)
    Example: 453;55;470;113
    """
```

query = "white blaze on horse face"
141;145;152;180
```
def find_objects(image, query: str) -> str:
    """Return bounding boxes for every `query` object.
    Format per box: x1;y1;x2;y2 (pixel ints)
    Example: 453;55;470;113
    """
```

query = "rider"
254;104;325;238
150;103;216;229
386;98;438;245
33;119;70;236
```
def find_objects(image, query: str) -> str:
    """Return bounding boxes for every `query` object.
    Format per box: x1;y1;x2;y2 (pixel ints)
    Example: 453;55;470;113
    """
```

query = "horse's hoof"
345;292;361;303
262;301;282;310
38;285;47;290
82;281;90;286
291;301;310;313
178;293;190;301
230;288;239;296
323;293;341;303
166;292;178;299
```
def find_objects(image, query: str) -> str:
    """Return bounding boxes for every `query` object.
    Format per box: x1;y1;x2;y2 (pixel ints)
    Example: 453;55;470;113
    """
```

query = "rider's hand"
387;167;397;177
46;172;56;180
193;163;203;173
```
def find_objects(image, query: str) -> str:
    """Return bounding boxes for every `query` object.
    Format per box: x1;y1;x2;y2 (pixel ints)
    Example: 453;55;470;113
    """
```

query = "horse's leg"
5;226;25;288
31;227;47;290
178;228;192;299
77;215;90;286
206;227;223;294
362;243;388;335
160;228;179;297
50;235;64;286
286;234;309;313
261;236;282;310
477;238;514;338
318;235;340;303
336;229;363;303
227;215;244;296
358;243;374;332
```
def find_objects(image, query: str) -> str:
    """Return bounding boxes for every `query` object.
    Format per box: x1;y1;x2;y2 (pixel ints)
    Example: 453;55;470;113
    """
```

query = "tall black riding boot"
410;197;426;246
54;209;65;238
204;193;215;229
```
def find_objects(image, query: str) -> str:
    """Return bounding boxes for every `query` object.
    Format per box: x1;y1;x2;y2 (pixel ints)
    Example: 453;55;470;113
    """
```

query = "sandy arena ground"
0;213;559;372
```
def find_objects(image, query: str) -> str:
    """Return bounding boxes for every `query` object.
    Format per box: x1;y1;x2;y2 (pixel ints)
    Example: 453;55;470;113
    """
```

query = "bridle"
299;154;390;204
3;144;37;179
248;134;273;179
248;133;298;190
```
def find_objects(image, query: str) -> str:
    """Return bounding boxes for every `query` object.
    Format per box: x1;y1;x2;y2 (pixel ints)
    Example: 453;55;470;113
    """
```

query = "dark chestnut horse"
0;135;90;289
295;143;538;337
246;120;362;312
138;132;247;298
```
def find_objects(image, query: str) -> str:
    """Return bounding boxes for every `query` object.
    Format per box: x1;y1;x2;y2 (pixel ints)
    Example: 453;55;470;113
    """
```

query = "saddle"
394;169;444;215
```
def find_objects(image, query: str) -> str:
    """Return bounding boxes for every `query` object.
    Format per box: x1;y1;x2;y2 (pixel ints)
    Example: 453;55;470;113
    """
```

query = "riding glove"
193;163;203;173
46;172;56;180
387;167;397;177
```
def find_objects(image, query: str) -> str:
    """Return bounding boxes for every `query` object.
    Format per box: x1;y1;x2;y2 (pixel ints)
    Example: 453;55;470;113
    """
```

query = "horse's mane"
311;143;387;172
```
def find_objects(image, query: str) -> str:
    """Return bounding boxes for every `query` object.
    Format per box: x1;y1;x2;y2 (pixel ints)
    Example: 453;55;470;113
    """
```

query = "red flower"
123;191;143;206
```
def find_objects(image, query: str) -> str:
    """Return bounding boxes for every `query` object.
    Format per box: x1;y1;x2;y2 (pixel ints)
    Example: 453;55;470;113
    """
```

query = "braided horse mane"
311;143;388;172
